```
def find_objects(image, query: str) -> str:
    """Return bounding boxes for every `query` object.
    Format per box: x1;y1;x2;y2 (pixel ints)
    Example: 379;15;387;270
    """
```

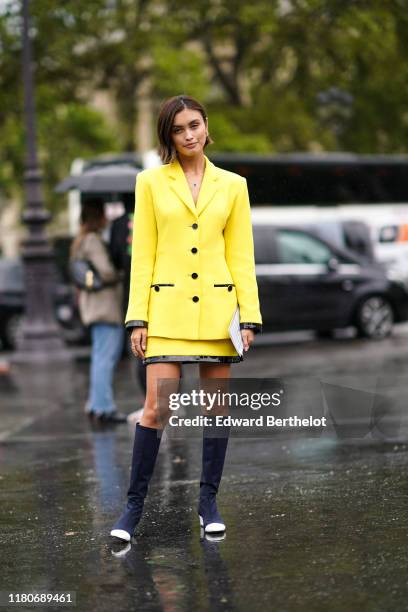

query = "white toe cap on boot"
199;515;226;533
110;529;131;542
205;522;226;533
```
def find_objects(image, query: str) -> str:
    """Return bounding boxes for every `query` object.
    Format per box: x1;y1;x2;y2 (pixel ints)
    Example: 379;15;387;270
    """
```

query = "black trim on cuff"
240;322;262;334
125;320;148;332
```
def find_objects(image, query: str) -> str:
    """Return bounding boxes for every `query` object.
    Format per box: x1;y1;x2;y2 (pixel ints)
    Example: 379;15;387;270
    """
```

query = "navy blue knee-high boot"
110;423;161;542
198;419;230;533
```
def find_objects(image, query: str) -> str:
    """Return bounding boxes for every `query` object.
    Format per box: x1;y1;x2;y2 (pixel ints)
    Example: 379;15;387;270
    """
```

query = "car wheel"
355;295;394;340
1;313;24;349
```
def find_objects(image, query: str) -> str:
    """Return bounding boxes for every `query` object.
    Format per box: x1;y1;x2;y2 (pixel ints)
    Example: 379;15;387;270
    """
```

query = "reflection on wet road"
1;333;408;611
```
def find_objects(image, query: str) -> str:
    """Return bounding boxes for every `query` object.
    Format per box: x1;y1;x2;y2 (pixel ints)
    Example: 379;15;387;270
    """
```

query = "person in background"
109;193;134;309
70;198;127;424
109;192;146;425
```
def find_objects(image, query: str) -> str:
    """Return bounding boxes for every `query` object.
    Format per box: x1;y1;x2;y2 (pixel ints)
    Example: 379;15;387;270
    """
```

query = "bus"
209;152;408;206
65;151;408;268
209;152;408;270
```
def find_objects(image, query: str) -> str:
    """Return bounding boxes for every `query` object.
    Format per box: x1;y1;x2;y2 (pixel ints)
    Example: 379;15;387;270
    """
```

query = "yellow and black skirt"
143;336;242;365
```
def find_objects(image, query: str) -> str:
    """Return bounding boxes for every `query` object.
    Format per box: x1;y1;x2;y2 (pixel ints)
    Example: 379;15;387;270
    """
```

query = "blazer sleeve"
224;177;262;330
125;172;157;327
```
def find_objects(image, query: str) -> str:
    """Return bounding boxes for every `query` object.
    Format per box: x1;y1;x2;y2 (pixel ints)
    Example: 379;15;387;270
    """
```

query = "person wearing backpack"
70;198;127;424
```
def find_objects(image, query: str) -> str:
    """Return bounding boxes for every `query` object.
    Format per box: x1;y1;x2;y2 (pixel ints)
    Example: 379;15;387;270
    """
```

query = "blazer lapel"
166;157;197;218
165;155;219;218
196;156;219;217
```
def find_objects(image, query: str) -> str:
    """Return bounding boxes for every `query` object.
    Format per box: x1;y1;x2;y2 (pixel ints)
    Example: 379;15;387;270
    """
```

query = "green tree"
160;0;408;152
1;0;408;219
0;1;117;213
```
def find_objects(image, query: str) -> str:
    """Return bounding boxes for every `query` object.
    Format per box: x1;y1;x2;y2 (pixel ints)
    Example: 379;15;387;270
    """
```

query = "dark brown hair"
157;95;213;164
70;198;106;258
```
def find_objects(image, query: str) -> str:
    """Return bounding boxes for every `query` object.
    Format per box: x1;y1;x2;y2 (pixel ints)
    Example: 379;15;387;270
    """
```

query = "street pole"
13;0;71;363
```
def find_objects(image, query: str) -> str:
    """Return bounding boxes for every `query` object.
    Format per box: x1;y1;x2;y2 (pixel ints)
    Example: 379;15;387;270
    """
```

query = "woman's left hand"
241;329;255;352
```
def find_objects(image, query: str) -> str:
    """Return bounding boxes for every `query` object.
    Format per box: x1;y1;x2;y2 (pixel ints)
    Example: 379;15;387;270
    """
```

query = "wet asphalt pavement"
2;329;408;612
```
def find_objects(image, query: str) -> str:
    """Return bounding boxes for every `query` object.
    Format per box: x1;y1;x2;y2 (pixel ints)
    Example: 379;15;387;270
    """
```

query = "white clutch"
229;306;244;356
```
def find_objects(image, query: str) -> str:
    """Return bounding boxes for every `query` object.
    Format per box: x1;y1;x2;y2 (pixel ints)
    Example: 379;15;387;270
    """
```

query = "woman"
70;199;127;424
110;95;262;542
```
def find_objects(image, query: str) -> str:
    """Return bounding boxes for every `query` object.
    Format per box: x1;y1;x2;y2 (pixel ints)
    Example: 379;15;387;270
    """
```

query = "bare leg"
199;362;231;379
110;361;181;541
199;363;231;417
140;362;181;429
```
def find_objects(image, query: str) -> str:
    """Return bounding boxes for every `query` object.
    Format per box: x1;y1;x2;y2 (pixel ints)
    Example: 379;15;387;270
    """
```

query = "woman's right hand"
130;327;147;358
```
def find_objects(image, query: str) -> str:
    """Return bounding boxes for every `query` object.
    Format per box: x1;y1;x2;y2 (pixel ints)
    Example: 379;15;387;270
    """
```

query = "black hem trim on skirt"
142;354;243;365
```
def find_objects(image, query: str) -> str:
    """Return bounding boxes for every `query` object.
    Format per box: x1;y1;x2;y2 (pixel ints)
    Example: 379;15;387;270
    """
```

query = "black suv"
253;224;408;339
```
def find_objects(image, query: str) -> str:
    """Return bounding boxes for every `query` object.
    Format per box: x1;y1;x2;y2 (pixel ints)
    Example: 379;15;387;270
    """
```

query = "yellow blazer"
125;154;262;339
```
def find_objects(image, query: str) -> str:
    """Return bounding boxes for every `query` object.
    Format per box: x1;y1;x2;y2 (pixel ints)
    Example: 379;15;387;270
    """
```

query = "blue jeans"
87;323;124;415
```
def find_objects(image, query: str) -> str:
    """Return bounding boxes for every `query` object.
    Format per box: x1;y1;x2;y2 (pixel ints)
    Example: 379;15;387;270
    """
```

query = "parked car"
0;256;88;350
253;224;408;339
